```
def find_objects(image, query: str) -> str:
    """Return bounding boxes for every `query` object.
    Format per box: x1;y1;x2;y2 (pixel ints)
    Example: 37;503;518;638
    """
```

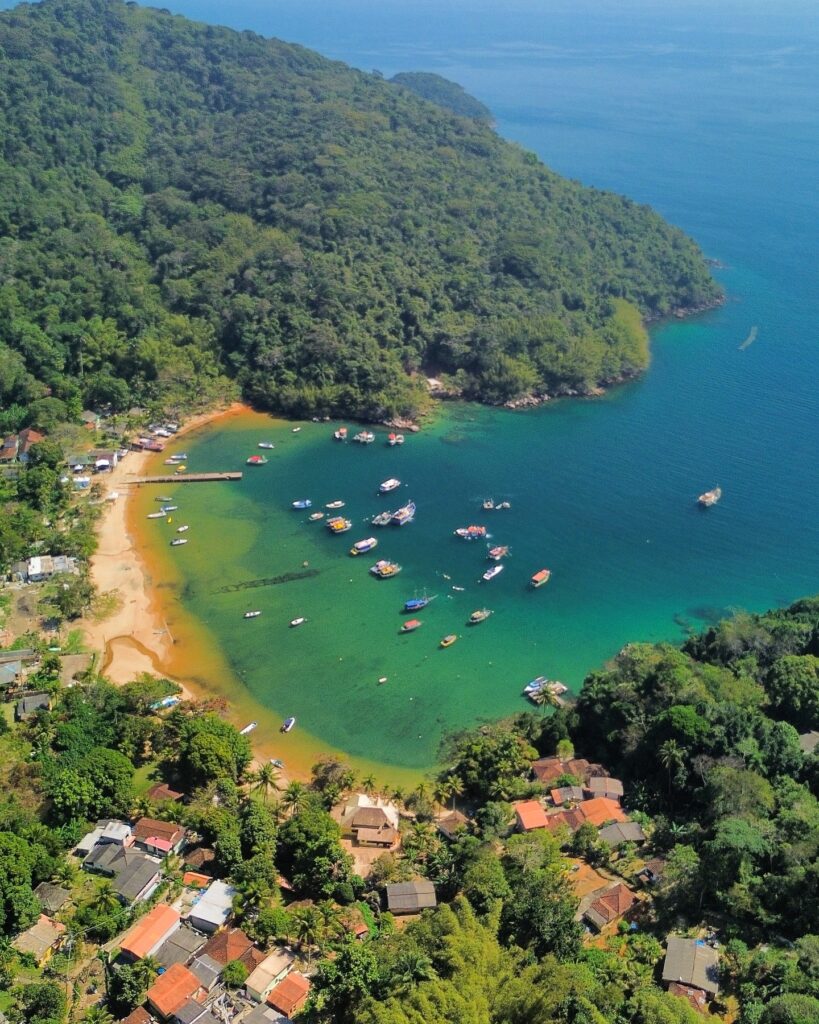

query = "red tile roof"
588;883;635;925
146;963;203;1018
514;800;550;831
267;972;310;1016
133;817;185;846
578;797;628;827
119;904;180;960
147;783;184;802
201;927;254;966
668;982;709;1012
531;757;600;785
544;808;585;834
120;1007;152;1024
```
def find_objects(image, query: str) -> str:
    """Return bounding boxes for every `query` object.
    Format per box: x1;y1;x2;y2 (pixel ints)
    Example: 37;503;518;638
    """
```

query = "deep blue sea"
5;0;817;770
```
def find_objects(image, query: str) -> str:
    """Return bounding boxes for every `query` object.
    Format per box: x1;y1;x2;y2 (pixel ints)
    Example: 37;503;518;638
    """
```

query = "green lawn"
132;761;160;798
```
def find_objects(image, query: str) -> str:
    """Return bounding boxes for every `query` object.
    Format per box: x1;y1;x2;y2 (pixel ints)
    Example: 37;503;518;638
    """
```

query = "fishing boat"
247;454;268;465
239;721;257;735
351;537;378;555
379;478;401;493
387;433;405;446
308;511;325;521
160;505;178;513
353;431;375;444
482;564;504;582
290;617;306;627
522;676;548;697
392;500;416;526
170;538;188;546
452;585;465;592
488;545;509;561
327;516;352;534
372;511;393;527
258;442;275;449
530;569;551;588
155;496;173;502
455;525;487;540
440;634;458;648
292;499;312;509
334;427;348;441
243;611;261;619
326;500;345;509
370;559;402;578
404;594;434;611
400;619;422;633
468;608;492;624
281;716;296;733
698;486;722;507
177;525;189;533
146;511;166;519
482;499;495;510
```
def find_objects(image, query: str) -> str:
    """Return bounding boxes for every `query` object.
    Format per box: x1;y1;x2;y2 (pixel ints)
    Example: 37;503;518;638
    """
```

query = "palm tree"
530;687;560;715
361;774;377;796
251;762;281;804
293;906;321;964
91;881;120;917
133;955;160;988
281;781;307;817
659;740;684;797
446;776;464;811
84;1006;114;1024
130;795;156;820
391;786;406;806
391;950;436;993
316;901;343;947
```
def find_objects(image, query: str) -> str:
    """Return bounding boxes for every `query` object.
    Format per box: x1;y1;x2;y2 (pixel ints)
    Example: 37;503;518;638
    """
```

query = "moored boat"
468;608;492;624
146;511;166;519
308;511;325;521
170;538;188;546
455;525;487;540
174;465;186;474
482;499;495;510
488;545;509;561
292;499;312;509
440;634;458;648
404;594;434;611
176;525;189;533
160;505;178;513
392;500;416;526
372;511;393;527
400;618;422;633
522;676;548;697
244;610;261;619
530;568;551;588
290;617;306;627
247;454;268;465
387;432;405;446
292;427;301;433
327;516;352;534
353;431;375;444
351;537;378;555
379;478;401;493
496;501;511;510
155;496;173;502
698;486;722;507
333;427;348;441
482;564;504;582
258;442;275;449
370;559;402;578
281;716;296;732
326;500;345;509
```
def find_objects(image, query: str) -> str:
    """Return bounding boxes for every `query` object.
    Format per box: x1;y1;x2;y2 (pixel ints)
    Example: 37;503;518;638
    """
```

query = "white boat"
308;511;325;521
372;511;393;526
239;721;258;735
387;433;405;446
379;478;401;493
523;676;548;697
281;717;296;732
170;538;188;546
326;500;345;509
177;525;189;533
146;512;166;519
292;499;312;509
244;611;261;619
482;564;504;582
290;617;306;627
292;427;301;433
258;442;275;449
353;431;375;444
160;505;178;513
351;537;378;555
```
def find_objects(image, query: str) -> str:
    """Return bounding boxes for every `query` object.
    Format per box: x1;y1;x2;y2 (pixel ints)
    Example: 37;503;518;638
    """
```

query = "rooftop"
598;821;646;846
514;800;550;831
133;817;186;846
33;882;70;915
12;915;65;959
201;927;253;966
187;880;235;927
120;903;180;959
386;880;437;914
155;924;206;969
146;963;203;1018
584;884;636;930
662;936;720;996
578;797;628;827
586;776;624;799
266;972;310;1017
246;949;296;995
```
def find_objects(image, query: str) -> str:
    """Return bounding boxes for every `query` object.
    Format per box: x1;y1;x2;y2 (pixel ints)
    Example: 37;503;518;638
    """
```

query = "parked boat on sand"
239;721;257;735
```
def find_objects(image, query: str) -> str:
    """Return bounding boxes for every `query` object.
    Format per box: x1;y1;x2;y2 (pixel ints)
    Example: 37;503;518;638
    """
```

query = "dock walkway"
129;472;243;484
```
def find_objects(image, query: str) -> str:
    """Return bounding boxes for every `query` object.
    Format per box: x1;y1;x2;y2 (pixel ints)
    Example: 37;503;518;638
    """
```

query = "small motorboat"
530;569;551;588
440;634;458;648
468;608;492;624
400;619;422;633
698;486;722;507
292;499;312;509
244;611;261;619
155;496;173;502
455;525;487;540
372;511;393;527
482;499;495;510
353;431;375;444
351;537;378;555
258;442;275;449
379;478;401;493
146;511;166;519
270;758;285;768
239;721;258;735
160;505;178;513
290;617;306;627
387;433;404;446
523;676;548;697
247;455;268;465
326;500;345;509
488;545;509;561
452;585;465;592
482;565;504;582
370;559;402;578
292;427;301;433
327;516;352;533
281;716;296;733
308;511;325;521
334;427;348;441
170;538;188;546
496;501;511;510
177;525;189;533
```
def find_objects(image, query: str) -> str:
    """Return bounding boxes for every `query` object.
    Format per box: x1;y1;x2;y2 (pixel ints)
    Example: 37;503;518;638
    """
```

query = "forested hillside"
0;0;720;424
389;72;493;122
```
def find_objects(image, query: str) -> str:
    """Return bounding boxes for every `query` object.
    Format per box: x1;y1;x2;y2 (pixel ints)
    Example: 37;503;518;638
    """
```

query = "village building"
635;857;666;887
12;915;65;965
200;926;254;965
577;797;628;827
147;782;185;803
266;972;310;1018
662;937;720;1004
80;410;102;430
189;953;223;992
146;963;205;1019
156;925;207;969
120;1007;152;1024
183;846;216;875
0;660;23;691
585;776;625;801
83;844;162;905
514;800;550;832
132;816;187;856
76;819;132;855
15;692;51;721
243;1005;292;1024
531;756;602;786
549;786;585;805
245;949;296;1002
0;428;44;464
436;809;471;841
545;807;586;836
350;805;398;847
386;880;437;915
90;448;118;472
186;879;235;933
598;821;646;847
583;883;636;932
120;904;181;960
33;882;70;916
21;555;77;583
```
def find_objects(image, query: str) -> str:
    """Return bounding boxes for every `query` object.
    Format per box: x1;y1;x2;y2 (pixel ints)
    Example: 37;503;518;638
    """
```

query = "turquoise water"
8;0;818;769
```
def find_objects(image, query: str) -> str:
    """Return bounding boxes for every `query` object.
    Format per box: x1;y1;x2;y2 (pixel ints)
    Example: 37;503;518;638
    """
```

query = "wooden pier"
129;472;243;484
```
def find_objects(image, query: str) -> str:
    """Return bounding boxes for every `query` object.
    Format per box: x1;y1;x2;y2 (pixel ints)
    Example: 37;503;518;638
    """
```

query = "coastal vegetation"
0;0;720;427
1;597;817;1024
389;72;493;122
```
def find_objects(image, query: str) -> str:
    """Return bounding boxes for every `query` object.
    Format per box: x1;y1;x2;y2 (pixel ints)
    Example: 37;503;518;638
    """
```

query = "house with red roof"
583;883;636;931
119;904;181;960
267;972;310;1017
514;800;550;832
146;963;204;1019
132;817;187;856
577;797;628;827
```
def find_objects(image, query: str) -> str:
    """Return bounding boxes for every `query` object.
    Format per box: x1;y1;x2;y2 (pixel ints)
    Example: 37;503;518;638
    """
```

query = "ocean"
10;0;819;776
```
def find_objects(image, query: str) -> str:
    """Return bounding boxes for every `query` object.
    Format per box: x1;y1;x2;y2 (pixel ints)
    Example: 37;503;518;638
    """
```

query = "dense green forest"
389;72;493;122
0;0;720;425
